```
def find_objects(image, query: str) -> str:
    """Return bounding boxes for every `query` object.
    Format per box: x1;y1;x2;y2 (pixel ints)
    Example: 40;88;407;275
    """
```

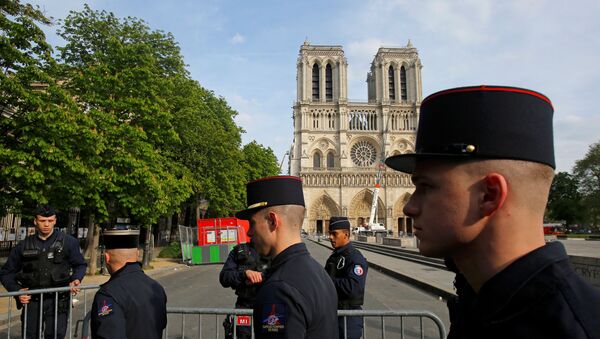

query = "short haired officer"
0;204;86;339
91;229;167;339
236;176;338;339
325;217;368;339
385;86;600;338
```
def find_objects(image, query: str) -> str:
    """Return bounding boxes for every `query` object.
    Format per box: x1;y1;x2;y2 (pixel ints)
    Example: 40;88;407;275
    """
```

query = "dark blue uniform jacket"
448;242;600;339
253;242;338;339
91;262;167;339
0;229;86;291
326;242;367;309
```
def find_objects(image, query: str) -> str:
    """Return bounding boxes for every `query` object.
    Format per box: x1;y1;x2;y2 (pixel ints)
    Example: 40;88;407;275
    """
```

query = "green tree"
57;6;193;267
1;1;98;217
574;141;600;227
547;172;583;226
169;77;247;217
242;141;280;182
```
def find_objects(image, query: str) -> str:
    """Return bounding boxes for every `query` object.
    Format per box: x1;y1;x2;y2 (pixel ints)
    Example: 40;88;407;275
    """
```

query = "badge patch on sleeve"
97;300;113;317
261;303;286;333
353;265;364;276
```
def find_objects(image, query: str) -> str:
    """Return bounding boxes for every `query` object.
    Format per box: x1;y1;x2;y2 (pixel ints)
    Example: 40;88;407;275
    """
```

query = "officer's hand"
69;279;81;294
245;270;263;285
18;288;30;305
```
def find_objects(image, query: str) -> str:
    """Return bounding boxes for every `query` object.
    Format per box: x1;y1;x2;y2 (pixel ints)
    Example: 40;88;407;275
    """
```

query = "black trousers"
21;297;68;339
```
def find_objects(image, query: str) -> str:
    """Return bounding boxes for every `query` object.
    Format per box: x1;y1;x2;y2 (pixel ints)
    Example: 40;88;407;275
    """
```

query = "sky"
28;0;600;173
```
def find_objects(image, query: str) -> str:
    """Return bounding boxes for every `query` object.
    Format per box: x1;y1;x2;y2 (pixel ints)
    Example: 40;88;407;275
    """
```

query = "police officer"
220;240;269;339
325;217;367;339
385;85;600;338
0;205;87;339
90;229;167;339
236;176;338;339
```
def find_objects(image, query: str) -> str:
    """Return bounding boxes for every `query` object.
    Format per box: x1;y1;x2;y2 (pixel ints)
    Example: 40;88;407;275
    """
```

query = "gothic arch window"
325;64;333;101
388;66;396;101
312;64;320;101
313;152;321;169
350;140;377;167
400;66;407;101
327;152;335;168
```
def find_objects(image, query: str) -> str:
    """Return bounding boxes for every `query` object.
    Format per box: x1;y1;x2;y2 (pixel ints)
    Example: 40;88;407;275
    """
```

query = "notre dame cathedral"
290;40;422;236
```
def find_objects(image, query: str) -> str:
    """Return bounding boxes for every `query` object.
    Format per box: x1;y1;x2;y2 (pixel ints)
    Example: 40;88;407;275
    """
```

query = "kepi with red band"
235;176;305;220
385;85;555;173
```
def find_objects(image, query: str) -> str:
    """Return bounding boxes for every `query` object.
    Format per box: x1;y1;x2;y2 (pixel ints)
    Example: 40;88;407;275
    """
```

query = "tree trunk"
83;214;100;275
142;225;153;269
169;212;181;243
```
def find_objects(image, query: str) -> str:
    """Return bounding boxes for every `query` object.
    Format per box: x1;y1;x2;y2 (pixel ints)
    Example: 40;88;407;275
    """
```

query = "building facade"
290;41;422;236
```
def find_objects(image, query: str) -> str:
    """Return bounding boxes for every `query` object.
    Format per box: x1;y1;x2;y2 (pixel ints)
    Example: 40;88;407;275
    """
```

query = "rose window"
350;141;377;167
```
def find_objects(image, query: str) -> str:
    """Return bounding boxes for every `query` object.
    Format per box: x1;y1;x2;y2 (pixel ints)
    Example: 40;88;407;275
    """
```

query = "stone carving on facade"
308;136;315;142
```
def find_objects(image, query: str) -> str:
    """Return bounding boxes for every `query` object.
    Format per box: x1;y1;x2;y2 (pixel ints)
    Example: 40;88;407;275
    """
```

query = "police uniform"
446;242;600;339
0;207;87;339
236;176;339;339
385;86;600;339
90;229;167;339
220;242;269;338
325;217;367;339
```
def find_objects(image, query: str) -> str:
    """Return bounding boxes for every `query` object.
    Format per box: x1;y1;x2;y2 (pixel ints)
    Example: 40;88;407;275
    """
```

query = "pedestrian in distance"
385;85;600;338
325;216;368;339
0;205;87;339
236;175;339;339
90;229;167;339
220;240;270;339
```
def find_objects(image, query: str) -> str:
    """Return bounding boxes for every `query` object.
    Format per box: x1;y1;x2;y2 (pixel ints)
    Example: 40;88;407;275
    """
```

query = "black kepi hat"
103;229;140;249
329;216;351;231
385;85;555;173
235;176;305;220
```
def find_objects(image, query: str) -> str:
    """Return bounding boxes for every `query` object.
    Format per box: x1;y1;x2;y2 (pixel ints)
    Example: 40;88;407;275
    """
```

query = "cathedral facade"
290;41;422;236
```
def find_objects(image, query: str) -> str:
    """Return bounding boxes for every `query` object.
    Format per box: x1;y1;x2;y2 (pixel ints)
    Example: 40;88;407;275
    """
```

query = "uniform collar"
333;242;353;255
269;242;307;270
474;241;569;318
109;262;142;280
36;228;58;242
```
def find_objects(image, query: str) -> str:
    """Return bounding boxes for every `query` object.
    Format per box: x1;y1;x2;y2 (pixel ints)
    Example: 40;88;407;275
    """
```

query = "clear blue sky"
30;0;600;173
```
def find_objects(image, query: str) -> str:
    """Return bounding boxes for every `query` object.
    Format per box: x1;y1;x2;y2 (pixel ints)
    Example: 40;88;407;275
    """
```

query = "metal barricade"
0;285;100;339
165;307;447;339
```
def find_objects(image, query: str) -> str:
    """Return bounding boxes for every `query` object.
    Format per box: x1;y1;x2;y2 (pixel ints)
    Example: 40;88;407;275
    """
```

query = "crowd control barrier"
0;285;100;339
164;307;447;339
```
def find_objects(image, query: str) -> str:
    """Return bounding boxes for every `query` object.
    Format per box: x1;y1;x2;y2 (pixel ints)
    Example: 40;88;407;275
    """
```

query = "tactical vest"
233;243;269;307
16;231;71;289
325;246;364;309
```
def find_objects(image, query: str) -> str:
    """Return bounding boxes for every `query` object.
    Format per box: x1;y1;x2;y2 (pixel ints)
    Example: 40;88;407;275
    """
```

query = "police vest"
325;246;364;309
233;243;269;306
16;232;71;289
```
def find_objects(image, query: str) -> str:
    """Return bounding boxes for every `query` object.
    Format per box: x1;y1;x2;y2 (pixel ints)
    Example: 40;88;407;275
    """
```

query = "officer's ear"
480;172;508;217
266;210;280;231
104;252;111;264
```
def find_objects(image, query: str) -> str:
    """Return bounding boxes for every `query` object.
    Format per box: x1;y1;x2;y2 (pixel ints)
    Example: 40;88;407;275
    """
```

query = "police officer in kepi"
90;229;167;339
0;205;87;339
385;85;600;338
236;176;338;339
220;240;269;339
325;217;368;339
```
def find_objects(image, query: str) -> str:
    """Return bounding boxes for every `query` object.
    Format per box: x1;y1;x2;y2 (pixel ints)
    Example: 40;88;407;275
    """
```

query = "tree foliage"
573;141;600;226
547;172;583;226
242;141;280;182
56;5;193;226
1;1;98;216
1;2;277;233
